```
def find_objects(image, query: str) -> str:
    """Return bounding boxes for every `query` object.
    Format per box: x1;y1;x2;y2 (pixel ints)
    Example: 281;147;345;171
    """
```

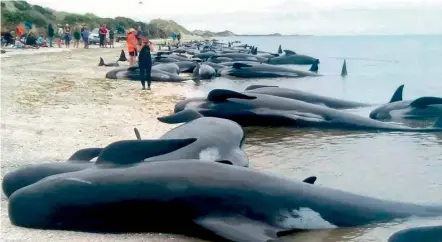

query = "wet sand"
0;44;202;241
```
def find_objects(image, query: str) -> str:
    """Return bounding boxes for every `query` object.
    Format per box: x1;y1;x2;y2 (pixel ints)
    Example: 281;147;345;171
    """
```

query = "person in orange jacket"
126;28;139;66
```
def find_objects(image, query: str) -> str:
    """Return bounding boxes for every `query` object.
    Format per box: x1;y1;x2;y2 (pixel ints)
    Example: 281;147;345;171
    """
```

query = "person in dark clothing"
25;33;38;47
47;24;54;47
108;28;114;48
1;30;13;46
137;34;154;90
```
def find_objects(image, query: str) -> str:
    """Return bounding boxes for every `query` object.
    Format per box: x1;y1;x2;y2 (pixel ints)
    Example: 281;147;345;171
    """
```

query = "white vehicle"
88;28;110;45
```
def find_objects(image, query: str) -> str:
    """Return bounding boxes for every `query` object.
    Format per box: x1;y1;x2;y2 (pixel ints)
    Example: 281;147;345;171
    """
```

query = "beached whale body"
2;138;197;198
8;160;442;242
388;226;442;242
152;63;180;74
370;85;442;120
105;66;193;82
244;85;373;109
267;50;320;65
150;109;248;166
193;63;216;81
173;89;442;132
218;62;320;79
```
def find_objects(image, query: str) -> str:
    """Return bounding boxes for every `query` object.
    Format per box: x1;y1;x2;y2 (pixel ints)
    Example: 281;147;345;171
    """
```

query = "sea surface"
189;35;442;241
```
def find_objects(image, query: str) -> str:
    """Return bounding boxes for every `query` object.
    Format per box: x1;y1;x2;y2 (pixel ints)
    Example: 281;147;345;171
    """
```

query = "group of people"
126;26;154;90
47;23;92;49
171;32;181;43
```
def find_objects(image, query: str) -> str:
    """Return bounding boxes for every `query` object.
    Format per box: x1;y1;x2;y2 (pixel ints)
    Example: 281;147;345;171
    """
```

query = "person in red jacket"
99;24;108;48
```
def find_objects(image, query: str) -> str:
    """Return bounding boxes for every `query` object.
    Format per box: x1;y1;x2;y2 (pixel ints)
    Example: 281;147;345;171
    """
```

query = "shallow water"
190;35;442;241
1;35;442;242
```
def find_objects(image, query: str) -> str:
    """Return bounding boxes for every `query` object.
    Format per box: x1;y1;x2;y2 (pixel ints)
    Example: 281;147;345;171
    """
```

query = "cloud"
26;0;442;35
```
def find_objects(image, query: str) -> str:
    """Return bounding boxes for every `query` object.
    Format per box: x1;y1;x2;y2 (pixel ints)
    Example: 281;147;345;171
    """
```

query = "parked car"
88;28;109;45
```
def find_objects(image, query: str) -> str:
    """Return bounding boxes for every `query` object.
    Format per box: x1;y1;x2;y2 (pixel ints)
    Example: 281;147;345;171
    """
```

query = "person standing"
73;25;81;48
64;24;71;48
108;27;114;48
137;34;154;90
56;24;63;47
82;25;90;49
126;28;138;66
177;32;181;44
47;24;54;47
99;24;107;48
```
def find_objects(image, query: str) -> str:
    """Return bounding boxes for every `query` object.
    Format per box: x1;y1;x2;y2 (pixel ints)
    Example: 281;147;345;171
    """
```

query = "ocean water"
190;35;442;241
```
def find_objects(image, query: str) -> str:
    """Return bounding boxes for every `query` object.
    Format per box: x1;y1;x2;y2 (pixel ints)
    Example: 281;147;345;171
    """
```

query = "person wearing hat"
126;28;139;66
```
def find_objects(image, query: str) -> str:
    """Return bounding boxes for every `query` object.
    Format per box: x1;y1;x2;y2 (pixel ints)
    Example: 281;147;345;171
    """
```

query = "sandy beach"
0;42;203;241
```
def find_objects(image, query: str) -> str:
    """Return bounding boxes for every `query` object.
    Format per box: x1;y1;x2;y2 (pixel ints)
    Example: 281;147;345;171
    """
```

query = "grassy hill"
192;30;236;37
0;0;236;39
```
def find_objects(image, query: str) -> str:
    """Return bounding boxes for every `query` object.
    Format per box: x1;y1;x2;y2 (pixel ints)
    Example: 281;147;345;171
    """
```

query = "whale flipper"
389;85;404;103
208;89;257;102
278;45;283;54
302;176;317;184
99;57;105;66
194;214;302;242
244;85;280;91
134;128;142;140
409;97;442;109
283;50;296;55
158;109;204;124
118;50;128;62
232;63;253;69
96;138;197;165
67;148;103;162
215;160;234;165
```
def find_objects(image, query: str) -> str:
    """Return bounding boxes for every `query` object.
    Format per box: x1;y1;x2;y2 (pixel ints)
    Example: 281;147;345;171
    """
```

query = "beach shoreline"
0;41;203;241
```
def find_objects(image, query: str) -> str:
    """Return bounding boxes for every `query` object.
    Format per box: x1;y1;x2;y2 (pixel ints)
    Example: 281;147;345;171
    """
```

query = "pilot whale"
370;85;442;120
244;85;373;109
9;160;442;242
173;89;442;132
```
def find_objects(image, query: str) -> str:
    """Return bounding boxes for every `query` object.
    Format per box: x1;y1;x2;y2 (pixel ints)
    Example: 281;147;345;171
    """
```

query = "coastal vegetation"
1;0;236;38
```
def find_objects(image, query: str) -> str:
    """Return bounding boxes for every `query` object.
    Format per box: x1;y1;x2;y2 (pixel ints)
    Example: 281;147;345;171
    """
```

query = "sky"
26;0;442;35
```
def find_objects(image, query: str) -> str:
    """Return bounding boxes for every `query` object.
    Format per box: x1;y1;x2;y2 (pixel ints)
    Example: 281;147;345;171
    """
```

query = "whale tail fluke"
134;128;142;140
158;109;204;124
309;61;319;73
341;59;348;77
118;50;128;62
99;57;105;66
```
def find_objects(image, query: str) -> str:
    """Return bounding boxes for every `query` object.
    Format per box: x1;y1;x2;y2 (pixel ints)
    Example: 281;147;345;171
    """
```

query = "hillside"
0;0;235;39
192;30;236;37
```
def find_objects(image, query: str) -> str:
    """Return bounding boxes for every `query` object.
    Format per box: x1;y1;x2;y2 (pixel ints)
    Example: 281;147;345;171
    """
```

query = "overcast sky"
27;0;442;35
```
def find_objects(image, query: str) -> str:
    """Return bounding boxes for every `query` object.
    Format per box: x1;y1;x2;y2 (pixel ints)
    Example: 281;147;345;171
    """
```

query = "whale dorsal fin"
410;97;442;109
67;148;103;162
278;45;283;54
98;57;105;66
340;60;347;76
302;176;317;184
158;109;204;124
232;63;253;69
96;138;197;165
389;85;404;103
194;213;302;242
208;89;257;102
245;85;279;91
283;50;296;55
118;50;128;62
